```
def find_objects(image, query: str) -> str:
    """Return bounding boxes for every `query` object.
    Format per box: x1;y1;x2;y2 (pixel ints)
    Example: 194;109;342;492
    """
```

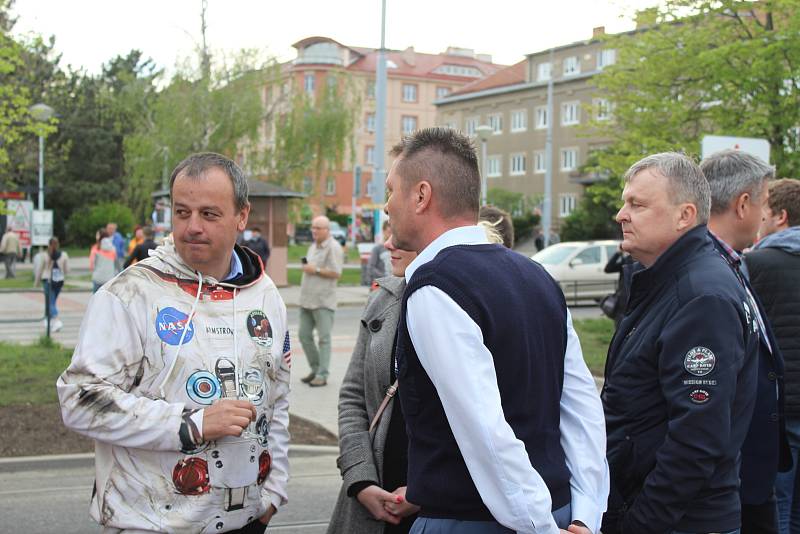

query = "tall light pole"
29;103;55;211
371;0;388;242
542;49;555;248
475;125;493;206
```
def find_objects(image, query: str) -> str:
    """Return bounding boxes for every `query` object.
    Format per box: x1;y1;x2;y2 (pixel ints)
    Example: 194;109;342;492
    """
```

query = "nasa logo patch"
684;347;716;377
156;307;194;346
186;371;221;405
247;310;273;347
689;389;710;404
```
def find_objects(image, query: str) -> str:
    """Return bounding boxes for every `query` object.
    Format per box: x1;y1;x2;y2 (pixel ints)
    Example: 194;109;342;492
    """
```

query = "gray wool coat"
326;276;405;534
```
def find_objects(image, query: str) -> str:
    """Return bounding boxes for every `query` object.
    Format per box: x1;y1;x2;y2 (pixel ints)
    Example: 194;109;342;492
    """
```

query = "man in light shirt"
385;127;608;534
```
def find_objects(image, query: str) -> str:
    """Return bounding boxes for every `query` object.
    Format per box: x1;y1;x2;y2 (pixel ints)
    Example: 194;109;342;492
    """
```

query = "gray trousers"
298;307;334;379
2;253;16;278
409;503;571;533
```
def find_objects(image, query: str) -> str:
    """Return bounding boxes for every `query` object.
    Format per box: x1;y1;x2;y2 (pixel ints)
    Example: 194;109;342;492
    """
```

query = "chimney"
402;46;416;66
592;26;605;38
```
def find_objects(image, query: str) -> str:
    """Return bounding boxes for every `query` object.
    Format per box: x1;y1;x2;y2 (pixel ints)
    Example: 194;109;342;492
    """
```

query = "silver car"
532;240;621;303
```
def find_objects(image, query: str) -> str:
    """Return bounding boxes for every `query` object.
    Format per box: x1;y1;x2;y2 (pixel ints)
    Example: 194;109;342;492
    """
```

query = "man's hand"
356;485;401;525
567;522;592;534
258;504;277;525
302;263;316;275
383;486;420;519
202;399;256;441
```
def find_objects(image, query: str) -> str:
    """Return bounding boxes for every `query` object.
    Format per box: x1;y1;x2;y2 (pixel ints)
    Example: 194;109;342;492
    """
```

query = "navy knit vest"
396;244;571;520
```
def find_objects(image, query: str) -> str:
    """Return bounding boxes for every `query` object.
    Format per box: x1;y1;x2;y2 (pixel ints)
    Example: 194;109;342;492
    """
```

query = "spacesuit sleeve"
57;288;187;451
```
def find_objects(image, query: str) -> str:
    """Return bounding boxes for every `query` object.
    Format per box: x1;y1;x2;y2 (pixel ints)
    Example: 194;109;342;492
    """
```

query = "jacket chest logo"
247;310;273;347
156;307;194;346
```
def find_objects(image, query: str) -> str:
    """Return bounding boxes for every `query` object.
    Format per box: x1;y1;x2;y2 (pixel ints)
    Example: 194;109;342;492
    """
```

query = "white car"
531;240;621;302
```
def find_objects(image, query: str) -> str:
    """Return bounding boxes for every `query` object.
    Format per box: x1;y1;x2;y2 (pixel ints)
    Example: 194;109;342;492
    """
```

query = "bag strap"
368;380;398;433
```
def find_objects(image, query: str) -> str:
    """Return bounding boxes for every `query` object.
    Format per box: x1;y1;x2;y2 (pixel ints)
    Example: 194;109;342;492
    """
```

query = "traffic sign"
32;210;53;246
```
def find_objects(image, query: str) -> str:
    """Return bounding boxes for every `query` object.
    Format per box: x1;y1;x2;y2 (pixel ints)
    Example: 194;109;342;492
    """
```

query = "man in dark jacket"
745;178;800;532
602;152;759;534
245;227;270;268
702;150;790;534
123;225;157;268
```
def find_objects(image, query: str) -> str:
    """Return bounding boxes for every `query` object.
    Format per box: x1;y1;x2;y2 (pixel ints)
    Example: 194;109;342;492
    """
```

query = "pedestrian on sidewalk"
33;237;68;332
57;152;290;532
245;227;271;268
123;225;157;268
298;215;344;388
127;225;144;256
106;222;126;272
0;226;22;278
89;229;117;292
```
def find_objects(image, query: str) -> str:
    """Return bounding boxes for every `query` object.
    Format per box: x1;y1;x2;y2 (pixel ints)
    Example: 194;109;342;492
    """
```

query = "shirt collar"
405;225;489;281
709;230;742;266
222;248;243;281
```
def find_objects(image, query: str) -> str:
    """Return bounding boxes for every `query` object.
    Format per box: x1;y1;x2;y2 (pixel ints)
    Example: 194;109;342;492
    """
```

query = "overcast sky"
12;0;663;74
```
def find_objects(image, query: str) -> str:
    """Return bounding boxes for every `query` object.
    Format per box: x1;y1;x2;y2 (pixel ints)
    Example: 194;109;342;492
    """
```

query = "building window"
465;116;479;136
402;115;418;134
366;80;376;99
511;110;527;132
304;73;315;95
559;194;577;217
537;62;551;82
487;155;502;177
402;83;418;102
560;148;578;171
510;153;526;176
488;113;503;134
326;176;336;196
563;56;580;76
366;112;376;132
302;176;312;194
561;101;580;126
535;106;548;129
436;86;451;99
597;49;616;69
533;150;546;174
594;98;612;121
365;145;375;166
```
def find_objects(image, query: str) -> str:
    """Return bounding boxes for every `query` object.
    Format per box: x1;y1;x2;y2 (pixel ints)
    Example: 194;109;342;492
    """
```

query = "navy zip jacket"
601;225;759;534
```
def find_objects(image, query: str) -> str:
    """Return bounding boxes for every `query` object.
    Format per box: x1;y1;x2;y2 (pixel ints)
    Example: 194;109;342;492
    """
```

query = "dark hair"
96;228;108;245
251;227;261;233
767;178;800;227
142;225;155;239
479;205;515;249
170;152;249;211
390;127;480;219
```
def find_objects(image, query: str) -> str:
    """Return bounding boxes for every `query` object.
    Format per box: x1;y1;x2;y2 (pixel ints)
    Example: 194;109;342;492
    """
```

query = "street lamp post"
475;125;493;206
29;103;55;211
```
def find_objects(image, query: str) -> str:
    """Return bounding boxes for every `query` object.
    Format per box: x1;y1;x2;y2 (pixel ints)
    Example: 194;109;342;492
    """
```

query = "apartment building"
254;36;505;215
435;27;616;230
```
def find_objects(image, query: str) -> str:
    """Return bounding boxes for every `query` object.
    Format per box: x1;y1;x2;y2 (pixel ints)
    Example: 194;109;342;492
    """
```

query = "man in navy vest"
602;152;759;534
701;150;790;533
384;127;608;534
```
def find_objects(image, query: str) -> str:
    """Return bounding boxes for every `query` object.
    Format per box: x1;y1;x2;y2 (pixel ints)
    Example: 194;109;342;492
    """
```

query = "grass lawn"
287;267;362;286
0;271;90;289
63;246;90;258
572;317;615;375
0;337;73;406
288;243;361;263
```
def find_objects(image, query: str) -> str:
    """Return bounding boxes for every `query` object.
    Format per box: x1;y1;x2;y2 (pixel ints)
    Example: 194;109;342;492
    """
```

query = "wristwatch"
315;267;321;275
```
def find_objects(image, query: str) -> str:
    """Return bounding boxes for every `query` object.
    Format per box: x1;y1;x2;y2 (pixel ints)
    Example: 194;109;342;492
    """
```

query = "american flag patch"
282;331;291;368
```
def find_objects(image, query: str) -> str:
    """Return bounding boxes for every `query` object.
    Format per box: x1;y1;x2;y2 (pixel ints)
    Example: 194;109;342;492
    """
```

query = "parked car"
294;221;347;246
329;221;347;246
531;240;621;303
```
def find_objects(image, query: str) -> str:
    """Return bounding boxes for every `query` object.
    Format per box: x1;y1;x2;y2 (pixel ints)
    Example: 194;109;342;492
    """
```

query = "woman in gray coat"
327;238;419;534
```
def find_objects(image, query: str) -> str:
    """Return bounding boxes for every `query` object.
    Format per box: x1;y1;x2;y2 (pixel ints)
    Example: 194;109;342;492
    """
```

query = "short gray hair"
700;150;774;215
170;152;249;211
624;152;711;225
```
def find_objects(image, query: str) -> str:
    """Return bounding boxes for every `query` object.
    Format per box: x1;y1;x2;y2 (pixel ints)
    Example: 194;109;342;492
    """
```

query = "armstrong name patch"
684;346;716;377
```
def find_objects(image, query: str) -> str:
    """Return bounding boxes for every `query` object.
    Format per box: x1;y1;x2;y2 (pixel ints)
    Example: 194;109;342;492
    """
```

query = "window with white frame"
511;110;527;132
510;153;526;175
559;194;577;217
561;101;580;126
365;145;375;166
366;112;376;132
304;73;315;94
594;98;612;121
465;116;478;136
533;151;546;174
560;148;578;171
436;86;451;99
537;62;551;82
535;106;549;129
326;176;336;195
487;155;502;177
402;83;418;102
488;113;503;134
402;115;418;134
597;49;616;69
563;56;580;76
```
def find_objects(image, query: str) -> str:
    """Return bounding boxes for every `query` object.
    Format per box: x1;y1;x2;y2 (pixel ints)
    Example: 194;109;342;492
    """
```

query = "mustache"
182;238;211;245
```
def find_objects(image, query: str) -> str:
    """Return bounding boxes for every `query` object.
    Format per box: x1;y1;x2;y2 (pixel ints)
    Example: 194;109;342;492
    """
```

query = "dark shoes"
300;372;316;384
309;377;328;387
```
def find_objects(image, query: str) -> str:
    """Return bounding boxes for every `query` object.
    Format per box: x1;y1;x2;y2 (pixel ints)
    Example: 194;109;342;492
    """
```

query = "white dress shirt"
404;225;609;534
